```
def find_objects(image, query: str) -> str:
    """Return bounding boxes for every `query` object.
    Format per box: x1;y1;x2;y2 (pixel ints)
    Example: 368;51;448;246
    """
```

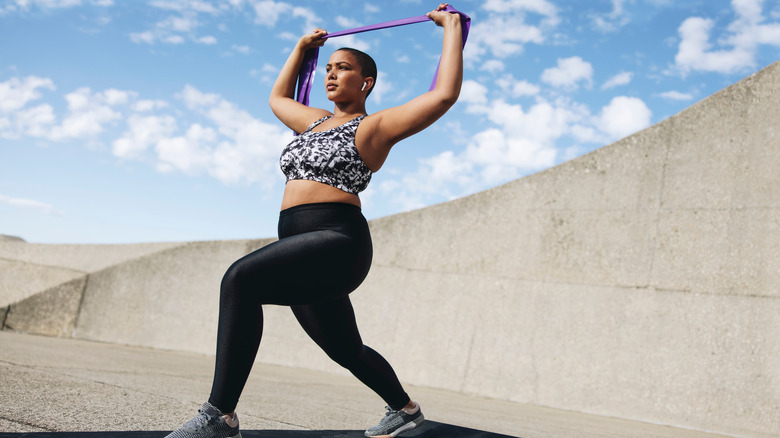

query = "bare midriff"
281;179;361;210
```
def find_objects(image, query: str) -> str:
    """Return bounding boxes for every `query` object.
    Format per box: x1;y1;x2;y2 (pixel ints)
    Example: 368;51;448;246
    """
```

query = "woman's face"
324;50;366;103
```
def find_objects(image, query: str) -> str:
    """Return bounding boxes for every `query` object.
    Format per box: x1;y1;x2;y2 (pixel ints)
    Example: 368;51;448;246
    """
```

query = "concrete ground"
0;331;733;438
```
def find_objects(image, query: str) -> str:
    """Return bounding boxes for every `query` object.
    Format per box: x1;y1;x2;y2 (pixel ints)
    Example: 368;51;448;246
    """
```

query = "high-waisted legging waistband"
280;201;362;216
278;202;367;240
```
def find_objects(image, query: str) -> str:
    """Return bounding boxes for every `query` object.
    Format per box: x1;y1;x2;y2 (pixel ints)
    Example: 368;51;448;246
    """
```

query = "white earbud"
361;82;367;91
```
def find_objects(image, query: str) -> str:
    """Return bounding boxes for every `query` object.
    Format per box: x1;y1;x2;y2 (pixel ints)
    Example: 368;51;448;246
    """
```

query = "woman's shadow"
0;420;520;438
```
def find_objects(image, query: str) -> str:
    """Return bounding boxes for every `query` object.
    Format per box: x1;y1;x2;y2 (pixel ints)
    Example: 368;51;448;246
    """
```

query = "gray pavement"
0;331;733;438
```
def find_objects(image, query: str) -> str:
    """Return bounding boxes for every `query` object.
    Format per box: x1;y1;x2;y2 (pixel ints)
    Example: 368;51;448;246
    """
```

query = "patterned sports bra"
280;115;372;195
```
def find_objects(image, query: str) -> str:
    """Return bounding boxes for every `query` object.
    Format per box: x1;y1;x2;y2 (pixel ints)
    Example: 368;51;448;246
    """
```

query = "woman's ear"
362;77;374;92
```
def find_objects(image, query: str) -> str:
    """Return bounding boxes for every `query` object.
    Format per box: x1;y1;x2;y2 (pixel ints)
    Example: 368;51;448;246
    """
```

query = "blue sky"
2;0;779;244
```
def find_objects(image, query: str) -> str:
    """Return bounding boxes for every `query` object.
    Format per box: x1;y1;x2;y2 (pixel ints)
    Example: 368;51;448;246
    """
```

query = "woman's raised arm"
356;6;464;158
269;29;332;133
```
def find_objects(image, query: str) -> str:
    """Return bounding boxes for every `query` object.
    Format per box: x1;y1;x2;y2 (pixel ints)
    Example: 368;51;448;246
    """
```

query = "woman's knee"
221;257;243;285
220;258;262;303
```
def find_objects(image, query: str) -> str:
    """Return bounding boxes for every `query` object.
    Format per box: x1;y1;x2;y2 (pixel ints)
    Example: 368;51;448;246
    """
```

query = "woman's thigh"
223;229;366;306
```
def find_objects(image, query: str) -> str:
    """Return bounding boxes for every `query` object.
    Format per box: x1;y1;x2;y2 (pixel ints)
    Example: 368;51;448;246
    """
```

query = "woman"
165;4;462;438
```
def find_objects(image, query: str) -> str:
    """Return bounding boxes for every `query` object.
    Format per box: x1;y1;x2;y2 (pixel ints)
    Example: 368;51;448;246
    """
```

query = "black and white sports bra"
280;115;372;195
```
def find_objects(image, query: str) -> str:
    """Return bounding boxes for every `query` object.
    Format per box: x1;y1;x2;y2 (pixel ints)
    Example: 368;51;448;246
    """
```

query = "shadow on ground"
0;420;520;438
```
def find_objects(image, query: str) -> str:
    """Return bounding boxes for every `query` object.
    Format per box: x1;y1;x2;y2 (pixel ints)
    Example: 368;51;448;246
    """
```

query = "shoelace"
185;409;214;430
381;406;401;420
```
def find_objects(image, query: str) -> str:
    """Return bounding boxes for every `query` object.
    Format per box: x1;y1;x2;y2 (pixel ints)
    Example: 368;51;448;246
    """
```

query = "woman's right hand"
427;3;460;28
298;28;328;51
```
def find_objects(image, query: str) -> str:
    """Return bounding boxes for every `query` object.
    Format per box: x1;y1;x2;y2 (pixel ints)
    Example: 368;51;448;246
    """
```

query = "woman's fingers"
427;4;457;27
301;28;328;49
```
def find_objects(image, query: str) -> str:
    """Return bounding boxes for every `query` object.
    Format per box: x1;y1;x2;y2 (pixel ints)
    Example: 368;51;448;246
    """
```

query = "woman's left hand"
427;3;459;27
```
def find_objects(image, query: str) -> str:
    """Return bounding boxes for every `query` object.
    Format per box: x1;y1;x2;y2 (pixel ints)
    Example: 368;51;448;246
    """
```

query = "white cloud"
375;150;475;212
129;4;219;45
0;4;17;14
158;15;199;32
13;0;82;9
484;98;584;149
465;127;557;185
253;1;291;27
1;82;130;141
197;35;217;45
541;56;594;90
251;1;316;32
335;15;359;28
512;81;541;97
103;88;132;105
13;104;57;139
460;80;489;106
50;87;127;140
596;96;652;140
180;85;220;108
483;0;559;22
468;16;544;59
130;31;156;44
278;31;297;41
480;59;505;73
467;0;559;62
127;1;320;47
0;81;57;139
155;123;216;174
148;0;219;14
252;63;278;82
225;0;245;7
113;114;177;159
178;85;292;186
675;17;753;74
674;0;780;74
601;71;633;89
659;90;694;101
0;76;55;113
329;34;371;52
590;0;631;32
377;92;654;212
0;194;62;216
108;85;291;187
164;34;185;44
379;97;585;209
495;74;540;98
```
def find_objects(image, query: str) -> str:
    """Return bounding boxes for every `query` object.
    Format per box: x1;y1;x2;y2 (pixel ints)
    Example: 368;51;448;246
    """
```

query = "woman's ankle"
401;400;419;414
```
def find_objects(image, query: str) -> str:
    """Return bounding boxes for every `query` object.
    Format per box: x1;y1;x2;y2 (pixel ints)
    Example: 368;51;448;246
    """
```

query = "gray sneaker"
165;402;241;438
365;405;425;437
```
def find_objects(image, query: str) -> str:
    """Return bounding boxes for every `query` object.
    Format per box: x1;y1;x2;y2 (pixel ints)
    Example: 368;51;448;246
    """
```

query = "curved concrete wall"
2;61;779;437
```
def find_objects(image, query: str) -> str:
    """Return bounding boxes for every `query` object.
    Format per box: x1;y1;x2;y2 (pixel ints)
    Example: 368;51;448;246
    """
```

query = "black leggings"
208;202;410;413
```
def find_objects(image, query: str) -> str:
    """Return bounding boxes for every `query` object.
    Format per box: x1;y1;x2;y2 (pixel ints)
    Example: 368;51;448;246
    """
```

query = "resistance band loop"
295;5;471;106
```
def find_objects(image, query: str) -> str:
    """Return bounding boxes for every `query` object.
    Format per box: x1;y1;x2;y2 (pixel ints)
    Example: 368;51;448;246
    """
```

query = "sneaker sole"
388;414;425;438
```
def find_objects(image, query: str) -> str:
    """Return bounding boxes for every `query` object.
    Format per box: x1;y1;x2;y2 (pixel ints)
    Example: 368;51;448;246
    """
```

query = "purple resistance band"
295;5;471;106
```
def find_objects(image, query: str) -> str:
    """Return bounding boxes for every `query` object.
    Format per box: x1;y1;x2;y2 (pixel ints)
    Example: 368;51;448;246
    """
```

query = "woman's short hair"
336;47;377;97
